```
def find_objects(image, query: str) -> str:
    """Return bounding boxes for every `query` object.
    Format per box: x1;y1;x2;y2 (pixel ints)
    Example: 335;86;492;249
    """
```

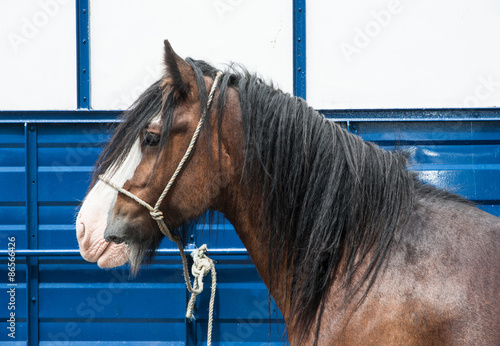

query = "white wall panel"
90;0;292;110
0;0;76;110
307;0;500;109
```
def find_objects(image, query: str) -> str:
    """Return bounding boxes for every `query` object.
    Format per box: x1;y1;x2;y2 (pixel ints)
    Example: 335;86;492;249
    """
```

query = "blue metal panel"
0;120;286;344
0;124;26;252
0;263;27;342
353;121;500;213
0;123;28;344
1;114;500;344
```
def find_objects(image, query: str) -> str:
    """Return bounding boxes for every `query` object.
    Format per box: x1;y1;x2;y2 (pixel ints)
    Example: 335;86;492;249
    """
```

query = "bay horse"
76;40;499;345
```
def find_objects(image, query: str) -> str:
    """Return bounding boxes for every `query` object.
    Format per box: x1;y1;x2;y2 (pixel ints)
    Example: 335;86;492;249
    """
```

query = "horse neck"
213;88;292;320
220;187;292;318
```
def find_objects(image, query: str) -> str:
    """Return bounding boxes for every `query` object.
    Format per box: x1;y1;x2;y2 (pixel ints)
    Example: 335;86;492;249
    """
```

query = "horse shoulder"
311;196;500;345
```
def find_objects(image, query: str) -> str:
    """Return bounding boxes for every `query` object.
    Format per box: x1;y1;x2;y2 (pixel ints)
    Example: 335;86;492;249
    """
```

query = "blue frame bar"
1;108;500;124
77;0;90;109
293;0;306;99
0;110;120;123
320;108;500;122
25;123;39;346
0;248;250;257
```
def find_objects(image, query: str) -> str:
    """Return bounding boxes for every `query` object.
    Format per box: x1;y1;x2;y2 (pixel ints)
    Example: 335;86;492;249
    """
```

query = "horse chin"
126;239;161;276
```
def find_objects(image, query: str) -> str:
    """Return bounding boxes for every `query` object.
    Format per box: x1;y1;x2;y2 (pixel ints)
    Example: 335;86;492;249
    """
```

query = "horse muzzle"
103;215;134;245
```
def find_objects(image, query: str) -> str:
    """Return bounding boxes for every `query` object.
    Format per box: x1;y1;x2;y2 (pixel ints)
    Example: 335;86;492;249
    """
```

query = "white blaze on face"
76;139;143;269
150;113;161;126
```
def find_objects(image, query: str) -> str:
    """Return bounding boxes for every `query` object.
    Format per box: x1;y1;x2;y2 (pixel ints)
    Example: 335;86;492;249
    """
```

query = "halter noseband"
98;71;223;346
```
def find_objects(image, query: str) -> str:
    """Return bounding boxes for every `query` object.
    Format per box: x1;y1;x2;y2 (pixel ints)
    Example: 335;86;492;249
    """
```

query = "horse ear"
163;40;194;100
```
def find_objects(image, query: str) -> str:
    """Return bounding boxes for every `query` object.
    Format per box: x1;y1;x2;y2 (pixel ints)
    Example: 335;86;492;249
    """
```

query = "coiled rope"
99;71;223;345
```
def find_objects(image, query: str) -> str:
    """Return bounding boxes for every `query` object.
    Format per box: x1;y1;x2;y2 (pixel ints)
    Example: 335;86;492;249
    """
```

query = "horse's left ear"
163;40;195;100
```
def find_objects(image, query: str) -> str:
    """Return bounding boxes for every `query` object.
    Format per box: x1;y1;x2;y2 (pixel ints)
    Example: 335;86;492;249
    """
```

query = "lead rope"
185;244;216;346
99;71;223;346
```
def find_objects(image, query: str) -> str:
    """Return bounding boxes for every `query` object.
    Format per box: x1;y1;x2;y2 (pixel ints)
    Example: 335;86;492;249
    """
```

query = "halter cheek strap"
99;71;223;346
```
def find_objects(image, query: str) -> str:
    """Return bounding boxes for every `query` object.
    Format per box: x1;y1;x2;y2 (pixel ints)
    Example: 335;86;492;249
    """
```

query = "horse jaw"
76;139;143;268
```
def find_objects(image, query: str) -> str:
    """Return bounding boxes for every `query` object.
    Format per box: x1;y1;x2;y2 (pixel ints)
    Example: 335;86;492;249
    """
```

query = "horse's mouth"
96;240;130;269
104;234;127;245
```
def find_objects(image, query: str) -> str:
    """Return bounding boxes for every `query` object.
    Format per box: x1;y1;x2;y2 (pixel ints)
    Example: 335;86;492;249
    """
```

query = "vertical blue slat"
346;121;359;134
25;123;39;345
293;0;306;99
77;0;90;109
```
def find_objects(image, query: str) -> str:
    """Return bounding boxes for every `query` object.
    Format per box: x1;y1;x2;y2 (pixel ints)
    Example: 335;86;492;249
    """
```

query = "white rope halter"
99;71;223;346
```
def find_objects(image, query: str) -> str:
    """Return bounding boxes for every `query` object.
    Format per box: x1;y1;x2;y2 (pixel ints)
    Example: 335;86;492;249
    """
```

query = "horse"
76;40;500;345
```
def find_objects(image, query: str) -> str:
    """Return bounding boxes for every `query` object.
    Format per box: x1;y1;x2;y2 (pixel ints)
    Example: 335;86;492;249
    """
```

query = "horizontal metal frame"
0;248;249;257
322;108;500;121
0;108;499;124
0;110;120;123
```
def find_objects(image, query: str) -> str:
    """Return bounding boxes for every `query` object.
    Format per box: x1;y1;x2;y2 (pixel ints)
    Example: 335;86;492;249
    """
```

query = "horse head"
76;41;239;273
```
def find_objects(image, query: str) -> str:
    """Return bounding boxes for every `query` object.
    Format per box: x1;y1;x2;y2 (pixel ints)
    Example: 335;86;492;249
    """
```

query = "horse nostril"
104;216;130;245
105;235;124;244
77;221;86;239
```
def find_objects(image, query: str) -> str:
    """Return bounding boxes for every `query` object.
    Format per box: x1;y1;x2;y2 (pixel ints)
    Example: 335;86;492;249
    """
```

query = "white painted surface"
307;0;500;109
0;0;76;110
1;0;498;111
90;0;293;110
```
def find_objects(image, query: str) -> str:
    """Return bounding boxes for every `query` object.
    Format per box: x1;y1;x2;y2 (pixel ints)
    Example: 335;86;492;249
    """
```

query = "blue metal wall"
1;0;500;344
0;117;287;345
0;115;498;345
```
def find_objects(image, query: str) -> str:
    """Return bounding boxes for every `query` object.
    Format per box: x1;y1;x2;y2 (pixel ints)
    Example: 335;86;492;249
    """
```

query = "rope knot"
150;210;164;221
190;244;213;284
185;244;216;324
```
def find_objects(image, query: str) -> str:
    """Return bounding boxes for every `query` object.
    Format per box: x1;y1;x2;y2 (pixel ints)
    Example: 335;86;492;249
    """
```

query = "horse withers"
76;40;500;345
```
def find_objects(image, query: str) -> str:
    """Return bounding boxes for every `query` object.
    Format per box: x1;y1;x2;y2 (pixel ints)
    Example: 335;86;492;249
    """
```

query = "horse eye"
142;131;160;147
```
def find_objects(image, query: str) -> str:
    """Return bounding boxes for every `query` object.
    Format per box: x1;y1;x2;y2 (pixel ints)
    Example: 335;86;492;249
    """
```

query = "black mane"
224;68;416;342
93;58;468;343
